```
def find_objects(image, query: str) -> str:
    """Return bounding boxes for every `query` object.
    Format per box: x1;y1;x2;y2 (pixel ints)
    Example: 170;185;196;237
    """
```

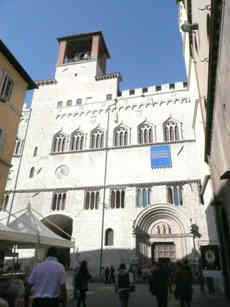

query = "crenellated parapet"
119;81;188;98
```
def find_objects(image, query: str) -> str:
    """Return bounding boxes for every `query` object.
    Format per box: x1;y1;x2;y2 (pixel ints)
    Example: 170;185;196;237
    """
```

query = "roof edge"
0;40;37;90
205;0;223;161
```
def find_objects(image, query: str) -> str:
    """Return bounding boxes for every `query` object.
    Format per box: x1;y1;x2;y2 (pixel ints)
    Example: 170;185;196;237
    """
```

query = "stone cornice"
50;139;196;155
6;179;201;194
136;233;192;238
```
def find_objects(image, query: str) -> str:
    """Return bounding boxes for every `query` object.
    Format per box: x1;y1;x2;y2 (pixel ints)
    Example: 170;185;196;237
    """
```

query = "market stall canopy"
1;206;74;249
0;222;35;248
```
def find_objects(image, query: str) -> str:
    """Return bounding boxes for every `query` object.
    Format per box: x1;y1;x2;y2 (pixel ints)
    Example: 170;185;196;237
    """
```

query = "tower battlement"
119;81;188;98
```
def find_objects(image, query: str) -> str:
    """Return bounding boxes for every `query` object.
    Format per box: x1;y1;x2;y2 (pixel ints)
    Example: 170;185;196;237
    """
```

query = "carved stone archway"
133;203;190;264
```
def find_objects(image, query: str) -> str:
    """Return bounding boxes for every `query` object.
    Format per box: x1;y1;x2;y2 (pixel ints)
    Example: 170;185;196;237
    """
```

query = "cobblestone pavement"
66;275;229;307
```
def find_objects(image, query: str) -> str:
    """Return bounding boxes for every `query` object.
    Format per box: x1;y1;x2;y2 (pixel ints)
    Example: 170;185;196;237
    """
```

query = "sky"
0;0;186;104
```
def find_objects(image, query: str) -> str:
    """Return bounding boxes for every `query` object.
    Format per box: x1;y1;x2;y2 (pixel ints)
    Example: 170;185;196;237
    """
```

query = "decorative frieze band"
55;96;191;119
6;179;201;194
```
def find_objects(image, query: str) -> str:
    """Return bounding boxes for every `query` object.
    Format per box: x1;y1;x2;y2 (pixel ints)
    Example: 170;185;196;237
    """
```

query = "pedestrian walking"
109;265;115;284
174;262;193;307
149;262;169;307
104;266;110;284
115;263;134;307
206;276;215;295
196;267;205;294
74;260;91;307
27;247;67;307
73;263;80;298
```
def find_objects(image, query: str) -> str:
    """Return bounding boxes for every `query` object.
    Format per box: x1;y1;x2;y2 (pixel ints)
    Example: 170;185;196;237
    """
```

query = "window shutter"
167;187;173;204
174;187;179;206
0;74;14;102
7;79;14;101
0;130;7;155
0;68;3;84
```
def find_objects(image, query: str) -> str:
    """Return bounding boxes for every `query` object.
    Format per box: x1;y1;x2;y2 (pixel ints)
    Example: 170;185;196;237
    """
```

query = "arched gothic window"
105;228;114;246
52;132;67;153
114;124;129;147
163;118;182;142
70;129;84;151
14;138;24;156
90;127;104;149
29;167;35;178
138;121;153;144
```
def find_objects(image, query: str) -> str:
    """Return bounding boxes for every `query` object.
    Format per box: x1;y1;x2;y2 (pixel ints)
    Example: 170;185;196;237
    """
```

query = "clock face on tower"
55;165;70;179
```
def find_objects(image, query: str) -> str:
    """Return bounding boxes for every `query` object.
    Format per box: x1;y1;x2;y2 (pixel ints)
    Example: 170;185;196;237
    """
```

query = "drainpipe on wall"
200;174;211;204
192;59;207;133
99;99;118;275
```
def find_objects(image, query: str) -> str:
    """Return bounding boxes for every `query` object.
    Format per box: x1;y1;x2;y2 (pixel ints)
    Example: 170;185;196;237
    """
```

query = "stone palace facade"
1;32;218;272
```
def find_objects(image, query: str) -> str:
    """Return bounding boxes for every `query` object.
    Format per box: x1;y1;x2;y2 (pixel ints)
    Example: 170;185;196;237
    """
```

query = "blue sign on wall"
151;145;172;168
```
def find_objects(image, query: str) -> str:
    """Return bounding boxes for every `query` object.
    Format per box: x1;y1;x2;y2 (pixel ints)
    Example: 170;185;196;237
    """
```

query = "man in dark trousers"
149;262;169;307
105;266;110;284
109;265;115;284
27;247;67;307
115;263;134;307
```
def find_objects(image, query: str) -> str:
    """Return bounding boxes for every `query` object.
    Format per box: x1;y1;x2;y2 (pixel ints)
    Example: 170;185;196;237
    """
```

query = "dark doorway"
152;242;176;263
158;257;170;264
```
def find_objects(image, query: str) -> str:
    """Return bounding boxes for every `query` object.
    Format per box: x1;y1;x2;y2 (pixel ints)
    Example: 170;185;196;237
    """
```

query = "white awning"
0;222;36;247
0;206;74;249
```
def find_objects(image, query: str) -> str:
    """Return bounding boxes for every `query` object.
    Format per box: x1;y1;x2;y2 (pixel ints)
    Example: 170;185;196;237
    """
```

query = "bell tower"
55;31;110;79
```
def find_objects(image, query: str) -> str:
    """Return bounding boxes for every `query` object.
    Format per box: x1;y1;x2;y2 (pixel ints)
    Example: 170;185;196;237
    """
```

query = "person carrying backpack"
115;263;134;307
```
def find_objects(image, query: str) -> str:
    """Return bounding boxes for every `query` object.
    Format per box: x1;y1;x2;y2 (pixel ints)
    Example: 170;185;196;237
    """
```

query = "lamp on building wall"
220;171;230;180
198;5;211;12
181;23;199;32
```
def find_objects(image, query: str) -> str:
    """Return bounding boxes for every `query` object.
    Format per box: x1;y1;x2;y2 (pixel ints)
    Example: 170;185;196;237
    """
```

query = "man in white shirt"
28;247;67;307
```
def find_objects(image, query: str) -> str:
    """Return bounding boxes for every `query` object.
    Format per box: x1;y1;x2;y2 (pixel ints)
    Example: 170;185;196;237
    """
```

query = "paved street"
66;272;229;307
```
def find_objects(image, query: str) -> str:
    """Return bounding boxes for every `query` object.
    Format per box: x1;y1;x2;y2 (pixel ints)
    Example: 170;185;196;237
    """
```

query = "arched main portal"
42;214;73;268
133;204;190;265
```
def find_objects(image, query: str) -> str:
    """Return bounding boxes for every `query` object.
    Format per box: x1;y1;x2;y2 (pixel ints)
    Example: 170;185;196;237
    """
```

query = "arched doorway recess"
42;214;73;268
133;203;190;264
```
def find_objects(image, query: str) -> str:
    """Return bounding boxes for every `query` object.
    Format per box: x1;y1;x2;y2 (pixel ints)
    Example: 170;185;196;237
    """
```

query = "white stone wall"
2;50;217;273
